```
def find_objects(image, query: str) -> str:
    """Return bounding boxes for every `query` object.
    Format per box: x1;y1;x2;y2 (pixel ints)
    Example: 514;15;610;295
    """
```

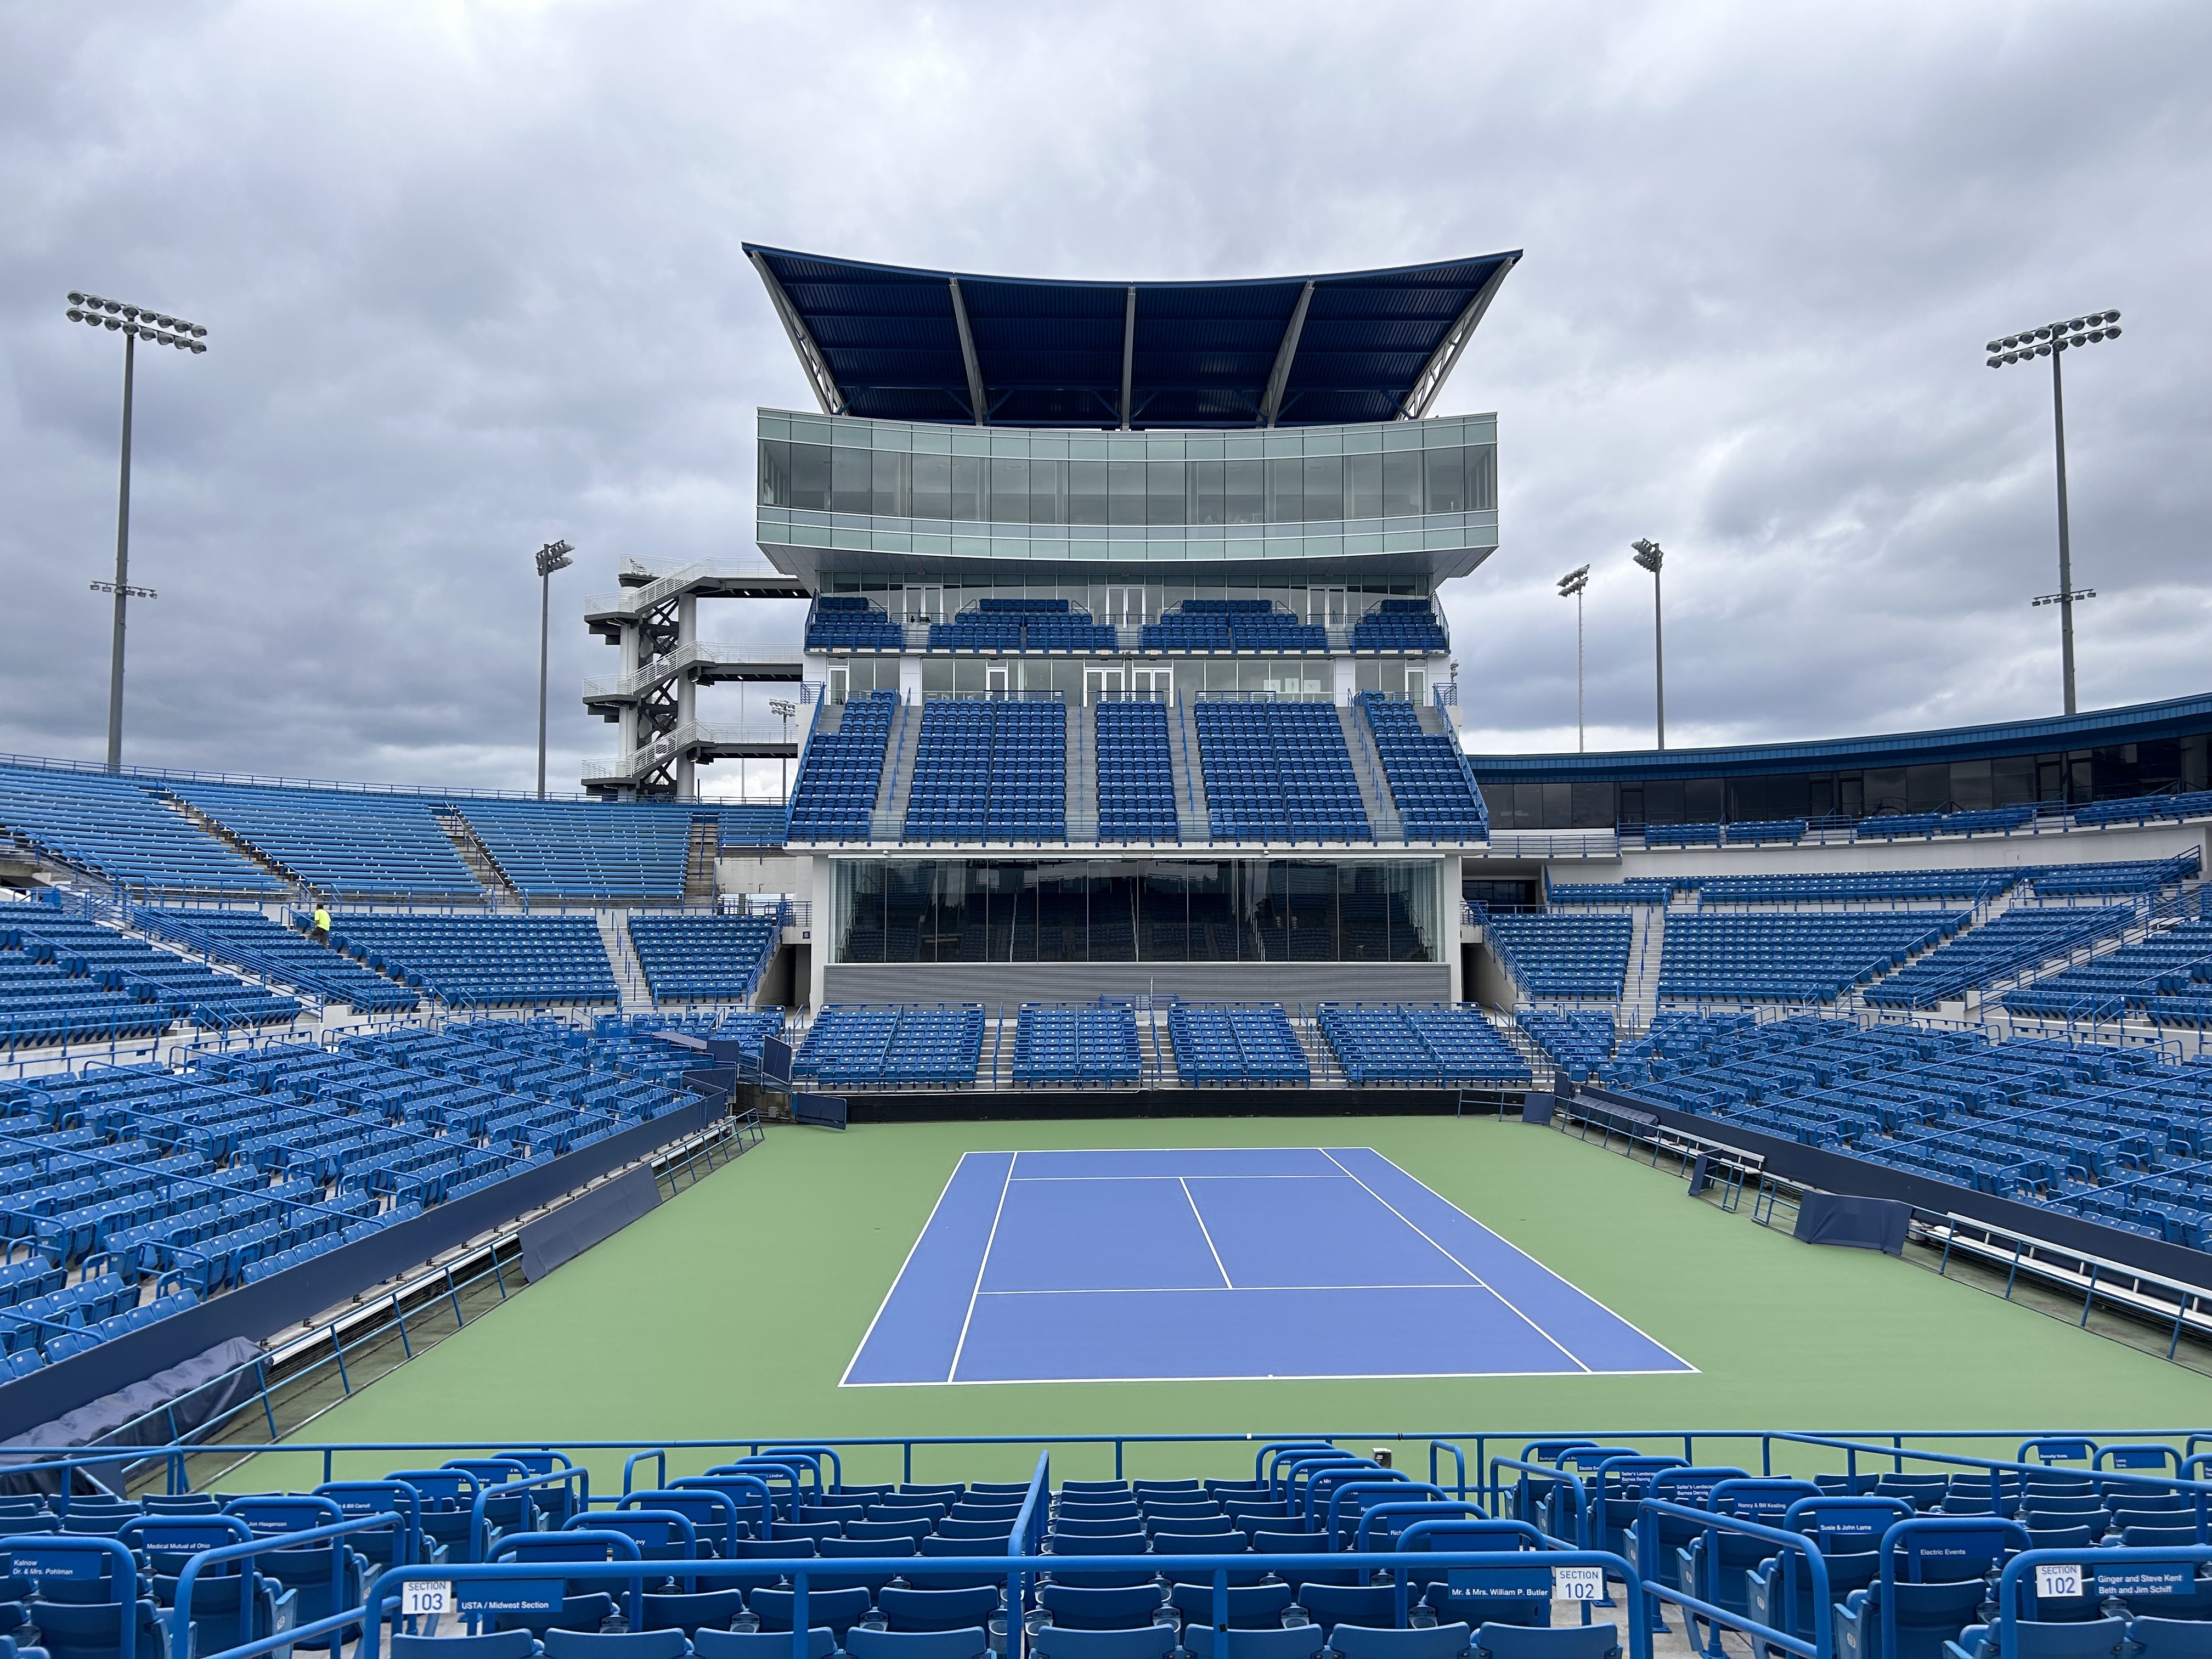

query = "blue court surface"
843;1147;1695;1385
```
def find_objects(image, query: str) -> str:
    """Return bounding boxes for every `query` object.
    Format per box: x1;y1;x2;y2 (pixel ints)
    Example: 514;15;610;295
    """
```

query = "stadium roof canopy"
743;245;1521;430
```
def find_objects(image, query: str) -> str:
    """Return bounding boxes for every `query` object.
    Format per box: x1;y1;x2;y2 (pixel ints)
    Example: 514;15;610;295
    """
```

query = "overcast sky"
4;1;2207;797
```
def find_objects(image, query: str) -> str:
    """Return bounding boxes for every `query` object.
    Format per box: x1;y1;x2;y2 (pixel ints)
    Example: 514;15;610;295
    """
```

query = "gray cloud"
2;0;2205;793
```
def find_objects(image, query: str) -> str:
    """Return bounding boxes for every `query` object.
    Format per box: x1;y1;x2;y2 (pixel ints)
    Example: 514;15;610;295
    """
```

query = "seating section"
1691;870;2019;905
1857;805;2038;838
1862;905;2135;1008
793;1005;985;1087
1517;1008;1618;1080
807;595;905;651
1643;822;1724;847
1317;1003;1528;1085
1359;696;1486;839
1545;880;1679;906
930;599;1118;653
1723;819;1807;844
715;804;791;848
1141;600;1328;652
1;902;300;1043
1487;914;1632;999
1660;912;1965;1002
1011;1003;1144;1085
0;765;278;895
2074;789;2212;826
146;907;423;1012
323;914;619;1006
1;909;182;1047
789;691;898;842
1196;701;1370;842
1094;700;1180;842
1602;1013;2212;1239
0;1020;700;1367
459;802;700;901
2000;920;2212;1023
904;699;1068;842
174;783;479;898
1350;598;1449;653
1167;1003;1309;1084
628;913;783;1004
2028;854;2199;896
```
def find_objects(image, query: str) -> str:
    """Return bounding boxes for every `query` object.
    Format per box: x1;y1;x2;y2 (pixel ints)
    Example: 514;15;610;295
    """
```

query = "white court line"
844;1366;1695;1390
1179;1177;1234;1288
1318;1148;1593;1374
1008;1173;1350;1183
944;1154;1017;1384
975;1283;1476;1296
837;1152;975;1389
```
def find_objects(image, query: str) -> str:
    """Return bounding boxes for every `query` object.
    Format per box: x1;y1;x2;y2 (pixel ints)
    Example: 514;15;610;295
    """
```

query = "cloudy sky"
4;1;2207;797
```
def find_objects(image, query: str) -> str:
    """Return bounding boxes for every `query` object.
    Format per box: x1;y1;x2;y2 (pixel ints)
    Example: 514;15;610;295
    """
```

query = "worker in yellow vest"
312;903;331;944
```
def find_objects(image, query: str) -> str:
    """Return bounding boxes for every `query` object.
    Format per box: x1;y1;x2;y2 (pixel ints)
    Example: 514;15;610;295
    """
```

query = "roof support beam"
1118;286;1137;430
1398;253;1519;420
947;277;989;427
746;251;848;416
1259;281;1316;428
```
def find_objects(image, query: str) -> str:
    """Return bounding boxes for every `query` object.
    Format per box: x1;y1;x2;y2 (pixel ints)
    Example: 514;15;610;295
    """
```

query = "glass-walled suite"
822;577;1427;625
819;657;1427;703
834;859;1441;964
1477;736;2212;828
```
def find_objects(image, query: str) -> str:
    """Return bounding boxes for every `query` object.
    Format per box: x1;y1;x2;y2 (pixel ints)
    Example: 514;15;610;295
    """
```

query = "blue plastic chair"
1030;1629;1181;1659
844;1630;990;1659
1327;1627;1476;1659
1472;1627;1621;1659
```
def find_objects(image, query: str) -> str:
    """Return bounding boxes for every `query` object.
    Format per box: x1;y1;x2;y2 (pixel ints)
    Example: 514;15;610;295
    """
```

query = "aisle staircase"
596;911;654;1015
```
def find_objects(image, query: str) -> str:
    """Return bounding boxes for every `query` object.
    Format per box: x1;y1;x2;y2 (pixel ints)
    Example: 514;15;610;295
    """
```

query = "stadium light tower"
1987;311;2121;716
1630;539;1666;750
64;292;208;771
768;697;798;800
534;539;575;798
1556;565;1591;752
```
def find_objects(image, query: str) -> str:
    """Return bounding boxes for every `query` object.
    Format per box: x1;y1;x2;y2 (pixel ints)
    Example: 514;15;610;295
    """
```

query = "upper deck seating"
1359;696;1486;840
1196;701;1370;843
1094;701;1179;843
173;783;479;898
903;699;1066;843
930;599;1116;653
1350;600;1448;654
0;765;278;896
1140;601;1327;653
2074;789;2212;827
1546;880;1680;905
457;802;699;901
789;692;898;842
808;596;905;651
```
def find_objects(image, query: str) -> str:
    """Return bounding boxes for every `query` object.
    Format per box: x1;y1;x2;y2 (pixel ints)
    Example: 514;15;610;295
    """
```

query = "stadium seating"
1856;806;2038;838
931;599;1117;653
2000;921;2212;1023
1486;915;1632;1000
0;902;300;1040
321;914;619;1006
2073;789;2212;827
1517;1008;1618;1080
1643;822;1724;847
1692;870;2020;905
1723;819;1807;845
1141;601;1327;653
1659;912;1965;1003
1167;1003;1309;1084
1545;880;1679;906
793;1005;986;1087
173;783;479;898
0;765;278;896
1317;1003;1528;1085
458;801;702;901
716;804;791;848
1349;599;1449;654
2027;854;2199;896
628;912;783;1004
147;907;422;1012
1010;1003;1144;1085
1359;696;1487;840
1861;905;2135;1008
1094;700;1179;843
904;699;1067;842
0;914;179;1048
808;596;906;651
1196;701;1370;843
789;691;898;842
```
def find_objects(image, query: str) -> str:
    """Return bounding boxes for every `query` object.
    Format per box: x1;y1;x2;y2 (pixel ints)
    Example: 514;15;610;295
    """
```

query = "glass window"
1265;458;1301;524
1069;460;1108;526
1345;453;1383;518
872;450;908;517
1090;868;1137;960
1146;461;1186;526
1302;456;1342;522
1108;459;1145;526
885;863;932;962
1381;451;1422;516
1225;459;1264;524
790;443;832;511
758;439;792;506
990;458;1030;523
1034;864;1087;962
1190;460;1225;526
1468;445;1497;511
831;446;872;514
1423;449;1467;514
836;861;886;962
1186;863;1232;961
1030;458;1065;526
1684;777;1725;821
1990;755;2035;807
1950;759;1994;811
949;455;984;521
911;453;952;520
1139;865;1188;961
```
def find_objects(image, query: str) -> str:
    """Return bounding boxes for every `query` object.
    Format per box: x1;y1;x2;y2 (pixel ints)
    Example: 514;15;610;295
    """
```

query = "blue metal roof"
743;246;1520;428
1466;692;2212;782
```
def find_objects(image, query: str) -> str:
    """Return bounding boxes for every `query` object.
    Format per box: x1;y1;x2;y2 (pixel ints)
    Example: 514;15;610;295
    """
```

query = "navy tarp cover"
1793;1192;1912;1256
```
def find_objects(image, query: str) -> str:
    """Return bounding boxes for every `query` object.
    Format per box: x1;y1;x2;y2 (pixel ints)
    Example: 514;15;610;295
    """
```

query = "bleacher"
2074;788;2212;826
1316;1002;1529;1085
1009;1002;1144;1085
1722;818;1807;845
321;914;619;1006
4;912;300;1029
1692;868;2021;905
628;912;783;1003
1140;599;1328;653
930;598;1117;653
1658;911;1965;1002
1195;700;1370;842
1487;913;1632;999
1350;597;1449;653
458;800;699;901
173;782;479;898
1093;699;1179;843
1518;1008;1619;1080
0;765;278;896
148;907;423;1012
714;803;789;848
2029;853;2200;896
902;698;1067;842
1545;879;1680;905
2000;920;2212;1022
1167;1003;1309;1084
806;595;905;651
793;1004;986;1087
0;913;179;1048
1861;905;2135;1008
788;690;897;842
1359;694;1486;839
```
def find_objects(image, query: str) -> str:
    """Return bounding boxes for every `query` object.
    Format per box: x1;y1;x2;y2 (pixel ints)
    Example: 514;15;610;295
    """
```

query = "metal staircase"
683;820;720;904
871;701;921;839
431;808;522;907
596;911;654;1015
1336;703;1404;839
1065;703;1097;840
1620;904;1666;1034
1168;702;1211;842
